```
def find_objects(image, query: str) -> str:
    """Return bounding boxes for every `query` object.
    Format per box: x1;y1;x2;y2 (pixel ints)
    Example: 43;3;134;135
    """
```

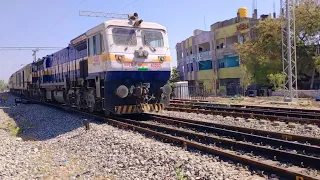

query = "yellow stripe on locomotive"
114;103;164;114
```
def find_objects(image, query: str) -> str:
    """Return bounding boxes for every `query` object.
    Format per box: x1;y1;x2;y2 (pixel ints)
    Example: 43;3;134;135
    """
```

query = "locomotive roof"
86;19;167;36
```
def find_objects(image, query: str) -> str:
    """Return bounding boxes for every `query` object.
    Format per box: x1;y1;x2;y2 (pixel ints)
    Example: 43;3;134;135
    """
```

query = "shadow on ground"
0;92;102;141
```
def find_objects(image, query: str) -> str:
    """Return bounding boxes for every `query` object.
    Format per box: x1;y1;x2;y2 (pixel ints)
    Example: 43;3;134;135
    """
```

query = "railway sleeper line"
110;116;320;180
169;103;320;120
123;115;320;168
13;96;320;180
165;106;320;125
143;114;320;156
170;99;320;114
147;113;320;146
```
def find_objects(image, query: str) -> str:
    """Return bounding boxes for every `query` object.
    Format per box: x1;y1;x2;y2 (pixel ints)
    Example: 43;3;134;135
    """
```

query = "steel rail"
169;103;320;119
165;106;320;125
173;101;320;116
147;113;320;146
110;116;320;176
136;114;320;164
170;99;320;114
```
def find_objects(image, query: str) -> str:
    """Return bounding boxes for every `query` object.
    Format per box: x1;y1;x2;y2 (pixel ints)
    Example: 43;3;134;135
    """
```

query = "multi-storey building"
176;29;214;93
176;7;267;96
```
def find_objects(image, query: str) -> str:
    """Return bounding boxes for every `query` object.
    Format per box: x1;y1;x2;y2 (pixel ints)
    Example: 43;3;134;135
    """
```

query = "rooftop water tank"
238;7;248;18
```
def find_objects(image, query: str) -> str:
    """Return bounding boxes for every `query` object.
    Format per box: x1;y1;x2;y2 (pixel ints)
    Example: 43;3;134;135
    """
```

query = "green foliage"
4;118;23;136
236;19;283;85
239;64;253;90
168;67;181;90
174;162;186;180
267;73;285;90
169;67;181;83
0;80;7;92
315;56;320;72
236;0;320;86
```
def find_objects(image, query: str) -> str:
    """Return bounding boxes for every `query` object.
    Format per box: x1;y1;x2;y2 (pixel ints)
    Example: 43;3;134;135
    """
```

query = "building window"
218;62;225;68
198;60;213;71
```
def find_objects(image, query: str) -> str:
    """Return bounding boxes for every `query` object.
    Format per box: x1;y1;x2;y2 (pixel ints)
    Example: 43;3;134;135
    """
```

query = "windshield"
141;30;164;47
112;28;137;46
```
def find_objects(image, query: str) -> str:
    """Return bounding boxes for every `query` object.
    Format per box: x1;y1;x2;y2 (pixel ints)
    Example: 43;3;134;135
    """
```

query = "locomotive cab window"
141;30;164;47
112;28;137;46
88;33;104;56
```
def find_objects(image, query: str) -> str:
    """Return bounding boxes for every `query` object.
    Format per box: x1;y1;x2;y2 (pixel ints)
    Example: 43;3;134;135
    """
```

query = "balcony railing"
184;51;212;63
216;45;237;59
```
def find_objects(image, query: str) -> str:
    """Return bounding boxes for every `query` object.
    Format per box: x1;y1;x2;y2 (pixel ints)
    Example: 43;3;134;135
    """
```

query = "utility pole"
280;0;298;102
0;47;63;62
32;49;39;62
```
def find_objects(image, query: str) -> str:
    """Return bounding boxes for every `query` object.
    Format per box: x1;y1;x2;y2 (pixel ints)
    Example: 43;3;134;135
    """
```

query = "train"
8;13;172;116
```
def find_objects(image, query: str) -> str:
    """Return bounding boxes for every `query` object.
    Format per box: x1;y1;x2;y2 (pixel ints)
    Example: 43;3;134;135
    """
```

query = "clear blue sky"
0;0;276;82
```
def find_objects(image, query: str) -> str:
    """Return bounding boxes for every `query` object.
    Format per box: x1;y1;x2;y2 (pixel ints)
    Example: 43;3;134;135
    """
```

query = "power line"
55;0;141;45
116;0;140;12
34;0;87;43
0;47;63;50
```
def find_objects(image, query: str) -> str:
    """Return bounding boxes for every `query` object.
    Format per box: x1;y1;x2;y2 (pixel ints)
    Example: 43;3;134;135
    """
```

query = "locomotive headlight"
161;84;172;95
116;55;124;61
158;56;165;62
116;85;129;98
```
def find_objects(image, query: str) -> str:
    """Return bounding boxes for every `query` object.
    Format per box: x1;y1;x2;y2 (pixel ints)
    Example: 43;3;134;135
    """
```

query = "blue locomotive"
8;13;172;115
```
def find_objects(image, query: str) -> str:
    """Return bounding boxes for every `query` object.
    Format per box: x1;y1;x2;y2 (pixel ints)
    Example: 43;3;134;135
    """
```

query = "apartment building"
176;29;214;93
176;7;267;96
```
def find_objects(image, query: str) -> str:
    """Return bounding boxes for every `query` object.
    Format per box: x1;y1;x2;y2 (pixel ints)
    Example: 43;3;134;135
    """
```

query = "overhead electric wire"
33;0;87;43
55;0;141;45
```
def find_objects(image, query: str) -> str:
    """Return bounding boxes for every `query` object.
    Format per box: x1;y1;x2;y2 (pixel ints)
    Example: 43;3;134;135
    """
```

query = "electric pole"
0;47;63;62
280;0;298;102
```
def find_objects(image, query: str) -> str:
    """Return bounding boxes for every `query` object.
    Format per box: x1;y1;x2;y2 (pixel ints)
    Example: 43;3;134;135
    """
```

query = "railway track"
169;102;320;119
14;96;320;180
167;101;320;125
171;99;320;114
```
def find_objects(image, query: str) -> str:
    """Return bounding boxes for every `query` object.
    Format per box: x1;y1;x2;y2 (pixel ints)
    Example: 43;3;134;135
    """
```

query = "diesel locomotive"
8;13;172;116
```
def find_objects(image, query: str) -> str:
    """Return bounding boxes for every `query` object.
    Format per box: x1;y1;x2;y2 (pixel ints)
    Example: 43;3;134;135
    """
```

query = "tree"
168;67;181;97
0;80;8;92
236;18;283;85
267;73;285;90
236;0;320;88
169;67;180;83
239;64;252;95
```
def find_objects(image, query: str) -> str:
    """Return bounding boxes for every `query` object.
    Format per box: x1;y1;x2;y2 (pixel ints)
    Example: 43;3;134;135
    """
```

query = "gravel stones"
0;94;258;180
155;110;320;138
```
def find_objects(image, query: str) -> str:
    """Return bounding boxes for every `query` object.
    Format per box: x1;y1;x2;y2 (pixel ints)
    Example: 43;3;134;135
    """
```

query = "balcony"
186;51;212;63
218;66;241;79
216;45;237;60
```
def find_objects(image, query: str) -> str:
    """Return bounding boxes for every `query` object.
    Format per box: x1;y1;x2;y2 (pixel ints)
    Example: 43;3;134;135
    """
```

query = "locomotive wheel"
86;89;96;113
88;104;95;113
75;92;81;110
